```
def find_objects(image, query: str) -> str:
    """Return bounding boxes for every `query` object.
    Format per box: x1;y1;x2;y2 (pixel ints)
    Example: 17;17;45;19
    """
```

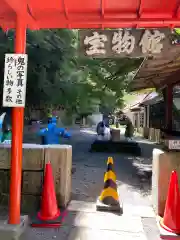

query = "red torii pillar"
8;17;26;224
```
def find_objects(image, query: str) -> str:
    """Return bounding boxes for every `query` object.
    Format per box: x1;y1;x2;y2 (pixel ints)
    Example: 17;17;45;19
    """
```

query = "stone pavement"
22;199;160;240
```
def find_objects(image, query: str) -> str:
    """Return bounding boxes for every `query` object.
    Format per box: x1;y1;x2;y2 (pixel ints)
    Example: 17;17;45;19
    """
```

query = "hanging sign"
3;54;28;107
168;139;180;150
79;29;174;58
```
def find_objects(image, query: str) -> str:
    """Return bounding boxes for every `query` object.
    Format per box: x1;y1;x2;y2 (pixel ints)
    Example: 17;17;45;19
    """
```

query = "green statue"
1;123;12;143
125;120;134;140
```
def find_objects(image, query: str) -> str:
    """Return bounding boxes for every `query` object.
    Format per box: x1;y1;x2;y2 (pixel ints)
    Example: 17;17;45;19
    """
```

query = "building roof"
140;89;180;106
123;92;157;112
2;0;180;30
130;46;180;91
140;95;163;106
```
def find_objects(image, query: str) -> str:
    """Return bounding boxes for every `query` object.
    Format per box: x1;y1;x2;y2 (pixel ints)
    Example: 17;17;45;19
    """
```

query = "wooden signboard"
79;29;175;58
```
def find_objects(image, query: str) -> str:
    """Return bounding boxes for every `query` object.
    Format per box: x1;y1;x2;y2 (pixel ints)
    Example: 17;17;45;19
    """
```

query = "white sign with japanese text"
168;140;180;150
3;54;28;107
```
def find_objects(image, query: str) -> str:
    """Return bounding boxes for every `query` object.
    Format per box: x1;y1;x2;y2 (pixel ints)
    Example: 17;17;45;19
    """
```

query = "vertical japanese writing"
3;56;16;105
2;54;28;107
15;56;25;105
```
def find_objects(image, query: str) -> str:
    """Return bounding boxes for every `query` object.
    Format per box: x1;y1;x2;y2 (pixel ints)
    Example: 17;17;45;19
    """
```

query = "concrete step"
22;200;159;240
67;227;147;240
63;210;145;233
67;200;155;218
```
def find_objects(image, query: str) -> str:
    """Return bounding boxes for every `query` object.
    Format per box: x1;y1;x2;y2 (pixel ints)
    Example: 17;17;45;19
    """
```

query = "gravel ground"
21;127;160;239
60;128;153;203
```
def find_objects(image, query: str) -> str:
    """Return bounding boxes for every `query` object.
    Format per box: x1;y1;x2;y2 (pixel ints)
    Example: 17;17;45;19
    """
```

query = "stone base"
157;216;180;239
96;198;123;214
152;149;180;216
90;140;141;156
0;215;28;240
31;210;67;228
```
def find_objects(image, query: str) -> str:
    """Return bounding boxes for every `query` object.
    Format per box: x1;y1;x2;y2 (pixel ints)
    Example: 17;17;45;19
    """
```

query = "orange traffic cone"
159;171;180;237
31;162;65;228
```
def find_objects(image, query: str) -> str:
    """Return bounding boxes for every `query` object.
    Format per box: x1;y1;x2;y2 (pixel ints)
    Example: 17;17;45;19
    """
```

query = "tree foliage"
0;29;142;115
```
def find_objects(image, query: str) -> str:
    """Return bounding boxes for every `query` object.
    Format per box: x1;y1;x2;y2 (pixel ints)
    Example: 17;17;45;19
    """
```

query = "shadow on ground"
23;127;160;206
67;134;159;205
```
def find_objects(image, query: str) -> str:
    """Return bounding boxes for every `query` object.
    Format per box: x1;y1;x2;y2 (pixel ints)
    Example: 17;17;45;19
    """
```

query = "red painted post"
8;17;26;224
165;85;173;130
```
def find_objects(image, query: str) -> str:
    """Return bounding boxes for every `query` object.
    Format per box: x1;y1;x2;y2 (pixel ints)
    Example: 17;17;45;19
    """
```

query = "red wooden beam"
3;0;39;29
101;0;105;29
173;0;180;17
36;17;180;29
62;0;71;28
1;0;180;29
3;0;26;14
68;18;180;26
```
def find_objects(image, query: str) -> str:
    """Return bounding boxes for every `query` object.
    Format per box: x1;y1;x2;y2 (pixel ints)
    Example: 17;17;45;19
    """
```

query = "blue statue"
38;117;71;145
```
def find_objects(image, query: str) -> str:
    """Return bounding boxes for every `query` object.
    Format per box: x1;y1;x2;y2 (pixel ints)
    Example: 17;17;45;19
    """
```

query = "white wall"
173;98;180;110
87;113;103;125
125;110;134;123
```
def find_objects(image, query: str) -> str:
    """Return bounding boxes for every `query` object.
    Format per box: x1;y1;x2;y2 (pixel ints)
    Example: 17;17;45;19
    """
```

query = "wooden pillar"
165;85;173;130
9;17;26;224
137;112;140;131
147;105;150;128
143;106;147;127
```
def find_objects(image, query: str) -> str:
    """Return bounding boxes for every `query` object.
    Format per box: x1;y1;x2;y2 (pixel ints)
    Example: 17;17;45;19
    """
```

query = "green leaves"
0;28;141;115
